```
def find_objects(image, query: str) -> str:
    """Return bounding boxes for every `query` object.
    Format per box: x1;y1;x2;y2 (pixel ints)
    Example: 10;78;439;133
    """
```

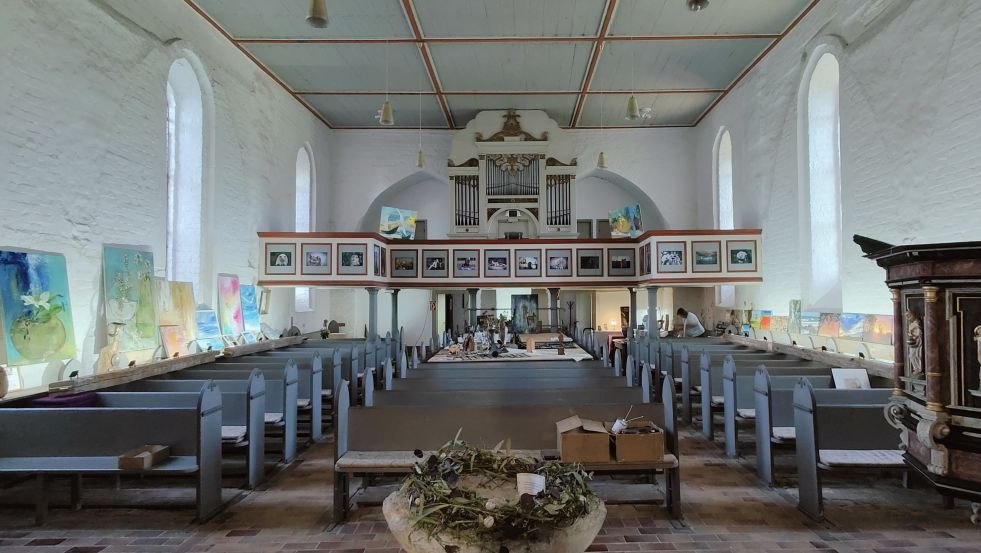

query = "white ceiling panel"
610;0;813;36
302;94;447;127
578;92;720;127
445;94;578;128
244;43;433;91
413;0;607;37
431;42;593;92
591;38;773;91
193;0;412;38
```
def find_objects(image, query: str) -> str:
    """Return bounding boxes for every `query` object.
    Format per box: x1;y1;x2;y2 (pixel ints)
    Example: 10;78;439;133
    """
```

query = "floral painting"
152;278;196;341
103;246;158;352
0;250;77;366
240;284;261;334
217;274;244;336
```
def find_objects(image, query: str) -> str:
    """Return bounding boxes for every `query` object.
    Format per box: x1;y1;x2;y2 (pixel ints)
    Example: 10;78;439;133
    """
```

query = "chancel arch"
357;170;450;238
575;168;668;231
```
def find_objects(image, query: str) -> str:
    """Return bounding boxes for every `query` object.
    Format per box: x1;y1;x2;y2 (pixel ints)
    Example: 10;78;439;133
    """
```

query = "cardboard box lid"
604;419;663;434
556;415;609;435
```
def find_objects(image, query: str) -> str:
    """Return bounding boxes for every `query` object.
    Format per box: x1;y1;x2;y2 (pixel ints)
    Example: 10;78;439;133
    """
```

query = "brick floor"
0;429;978;552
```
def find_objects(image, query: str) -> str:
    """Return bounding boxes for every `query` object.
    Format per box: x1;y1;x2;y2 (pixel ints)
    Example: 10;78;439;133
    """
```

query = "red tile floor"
0;429;978;552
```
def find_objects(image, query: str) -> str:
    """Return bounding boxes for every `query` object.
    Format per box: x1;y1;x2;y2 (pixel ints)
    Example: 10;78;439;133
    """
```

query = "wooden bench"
113;372;266;489
333;375;681;523
165;364;298;462
721;363;832;458
793;380;900;520
373;387;646;407
0;382;222;524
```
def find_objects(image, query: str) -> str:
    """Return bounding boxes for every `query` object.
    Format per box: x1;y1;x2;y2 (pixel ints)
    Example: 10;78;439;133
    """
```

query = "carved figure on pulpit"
906;310;924;378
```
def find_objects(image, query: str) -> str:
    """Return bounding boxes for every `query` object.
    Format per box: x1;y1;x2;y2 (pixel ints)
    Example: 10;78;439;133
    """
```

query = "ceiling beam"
183;0;333;129
570;0;618;128
693;0;823;126
235;33;780;45
296;88;724;96
400;0;454;129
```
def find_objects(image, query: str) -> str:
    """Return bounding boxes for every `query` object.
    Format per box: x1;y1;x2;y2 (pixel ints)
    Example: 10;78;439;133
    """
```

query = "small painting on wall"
373;245;382;277
511;294;540;333
656;241;686;273
391;250;418;278
863;314;894;345
453;250;479;278
608;248;636;277
195;309;224;352
770;316;789;332
379;206;417;240
839;313;865;340
159;325;189;358
692;240;721;273
103;245;158;353
265;243;296;275
726;240;757;272
576;249;603;277
789;300;802;334
422;250;448;278
800;311;821;335
152;279;197;341
337;244;367;275
301;244;331;275
546;249;572;277
818;312;841;337
515;249;541;277
240;284;262;334
609;204;642;238
484;250;510;277
217;274;244;337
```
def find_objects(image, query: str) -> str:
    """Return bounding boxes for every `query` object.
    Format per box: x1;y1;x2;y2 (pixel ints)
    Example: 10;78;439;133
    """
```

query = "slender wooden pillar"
390;289;400;338
922;286;943;411
548;287;560;332
466;288;478;329
366;287;379;340
891;287;905;396
628;287;638;337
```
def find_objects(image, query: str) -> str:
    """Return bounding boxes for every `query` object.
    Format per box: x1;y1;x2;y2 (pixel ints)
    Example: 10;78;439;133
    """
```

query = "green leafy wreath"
400;433;600;552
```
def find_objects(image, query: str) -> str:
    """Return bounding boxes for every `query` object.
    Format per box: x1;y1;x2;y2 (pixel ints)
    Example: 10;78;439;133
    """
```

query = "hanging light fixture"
378;40;395;126
416;72;425;167
306;0;328;28
687;0;710;13
625;38;640;120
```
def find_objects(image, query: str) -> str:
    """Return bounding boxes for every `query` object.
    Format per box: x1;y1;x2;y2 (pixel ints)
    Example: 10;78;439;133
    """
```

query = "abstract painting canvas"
839;313;865;340
240;284;261;334
863;314;894;345
800;311;821;335
0;250;77;366
195;309;224;352
152;279;196;341
159;325;188;357
217;274;244;337
788;300;802;334
609;204;642;238
103;246;158;353
770;315;789;332
379;206;417;239
511;294;539;333
818;312;841;337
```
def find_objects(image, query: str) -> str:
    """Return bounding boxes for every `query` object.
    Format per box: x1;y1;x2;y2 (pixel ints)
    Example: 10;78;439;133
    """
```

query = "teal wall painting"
240;284;261;334
103;246;159;352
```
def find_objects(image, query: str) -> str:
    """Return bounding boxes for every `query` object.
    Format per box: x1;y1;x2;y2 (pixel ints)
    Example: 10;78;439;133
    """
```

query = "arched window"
802;52;842;309
166;58;204;295
715;128;735;307
295;147;315;312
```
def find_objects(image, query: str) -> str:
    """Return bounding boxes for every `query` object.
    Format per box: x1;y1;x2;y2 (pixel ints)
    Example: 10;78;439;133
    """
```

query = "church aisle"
0;428;978;552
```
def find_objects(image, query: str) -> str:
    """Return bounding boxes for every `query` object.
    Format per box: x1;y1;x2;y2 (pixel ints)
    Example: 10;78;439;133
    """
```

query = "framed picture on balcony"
656;241;686;274
337;244;367;275
576;248;603;277
545;249;572;277
726;240;757;272
484;249;510;277
608;248;635;277
514;249;542;277
453;249;480;278
391;250;417;278
691;240;721;273
422;249;448;278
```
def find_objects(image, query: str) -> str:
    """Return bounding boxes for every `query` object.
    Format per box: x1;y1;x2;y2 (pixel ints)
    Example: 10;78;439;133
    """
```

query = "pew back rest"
794;382;895;450
166;371;289;412
119;373;264;426
204;361;317;397
731;373;832;408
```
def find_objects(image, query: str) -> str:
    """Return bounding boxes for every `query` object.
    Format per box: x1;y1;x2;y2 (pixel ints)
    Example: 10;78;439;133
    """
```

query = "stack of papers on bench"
221;425;247;445
265;412;284;424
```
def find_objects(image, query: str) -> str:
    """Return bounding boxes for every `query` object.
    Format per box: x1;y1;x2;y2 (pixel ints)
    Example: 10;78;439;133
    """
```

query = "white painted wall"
694;0;981;316
0;0;330;385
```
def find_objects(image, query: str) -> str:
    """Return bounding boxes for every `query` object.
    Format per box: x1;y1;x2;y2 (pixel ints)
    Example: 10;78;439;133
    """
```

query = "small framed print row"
393;247;642;279
649;239;758;274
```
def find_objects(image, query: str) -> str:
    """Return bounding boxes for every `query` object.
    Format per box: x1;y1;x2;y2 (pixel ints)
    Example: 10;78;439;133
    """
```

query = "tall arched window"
802;52;842;309
295;147;315;312
715;128;735;307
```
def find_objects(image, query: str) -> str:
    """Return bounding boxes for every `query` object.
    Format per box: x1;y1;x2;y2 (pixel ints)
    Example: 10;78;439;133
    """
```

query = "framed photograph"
265;243;296;275
453;249;479;278
656;241;687;274
484;249;510;277
514;249;542;277
380;247;387;277
608;248;636;277
639;243;651;275
726;240;758;272
300;243;331;275
545;249;572;277
691;240;722;273
576;248;603;277
422;249;449;278
832;368;871;390
391;249;417;278
337;243;367;275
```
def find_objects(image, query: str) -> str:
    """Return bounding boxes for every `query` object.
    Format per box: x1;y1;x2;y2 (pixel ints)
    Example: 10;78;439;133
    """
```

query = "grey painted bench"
793;380;900;520
390;376;632;391
0;382;222;524
697;354;831;441
165;364;298;462
113;372;266;489
333;374;681;523
373;387;645;407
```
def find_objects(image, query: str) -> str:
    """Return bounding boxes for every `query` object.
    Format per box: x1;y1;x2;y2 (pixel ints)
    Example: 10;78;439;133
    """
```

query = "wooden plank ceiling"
186;0;820;129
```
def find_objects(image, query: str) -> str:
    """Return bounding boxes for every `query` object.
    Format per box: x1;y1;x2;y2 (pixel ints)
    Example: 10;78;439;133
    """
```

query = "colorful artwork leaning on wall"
0;250;77;366
103;245;159;353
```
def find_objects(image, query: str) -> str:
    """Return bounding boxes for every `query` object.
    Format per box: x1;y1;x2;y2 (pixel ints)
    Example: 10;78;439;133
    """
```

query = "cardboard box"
604;419;664;462
118;445;170;470
556;415;612;462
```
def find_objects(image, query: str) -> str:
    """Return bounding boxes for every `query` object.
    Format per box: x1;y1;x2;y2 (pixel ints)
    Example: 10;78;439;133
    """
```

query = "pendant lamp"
378;40;395;126
306;0;328;28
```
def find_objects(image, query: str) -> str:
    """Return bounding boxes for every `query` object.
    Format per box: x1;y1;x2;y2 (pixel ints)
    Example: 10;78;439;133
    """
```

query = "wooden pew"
373;387;645;407
390;376;629;391
0;382;223;524
697;353;829;438
165;365;298;462
720;363;832;458
333;374;681;523
113;372;266;489
793;380;900;520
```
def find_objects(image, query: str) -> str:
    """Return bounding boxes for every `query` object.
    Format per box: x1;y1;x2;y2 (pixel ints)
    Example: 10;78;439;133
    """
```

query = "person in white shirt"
677;308;706;338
